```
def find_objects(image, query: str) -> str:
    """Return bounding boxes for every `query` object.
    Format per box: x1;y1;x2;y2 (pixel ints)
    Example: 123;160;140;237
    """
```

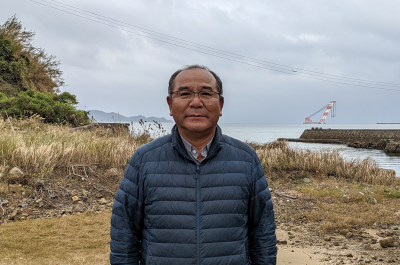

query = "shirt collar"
180;134;214;162
171;124;223;162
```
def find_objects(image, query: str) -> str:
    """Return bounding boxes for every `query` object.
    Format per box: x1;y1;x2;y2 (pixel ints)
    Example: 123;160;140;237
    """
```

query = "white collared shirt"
180;134;214;163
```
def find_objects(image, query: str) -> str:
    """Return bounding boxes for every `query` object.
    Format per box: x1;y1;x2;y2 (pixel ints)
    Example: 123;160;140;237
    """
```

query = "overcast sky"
2;0;400;124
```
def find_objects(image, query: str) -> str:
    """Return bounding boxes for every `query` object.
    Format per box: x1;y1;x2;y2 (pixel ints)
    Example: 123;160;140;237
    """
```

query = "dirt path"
277;228;326;265
278;247;323;265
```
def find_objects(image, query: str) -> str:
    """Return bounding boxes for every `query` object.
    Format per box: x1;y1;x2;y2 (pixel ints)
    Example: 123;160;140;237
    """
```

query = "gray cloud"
2;0;399;124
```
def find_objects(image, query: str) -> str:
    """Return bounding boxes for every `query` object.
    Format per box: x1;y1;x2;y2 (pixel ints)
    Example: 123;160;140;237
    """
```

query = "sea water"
136;122;400;176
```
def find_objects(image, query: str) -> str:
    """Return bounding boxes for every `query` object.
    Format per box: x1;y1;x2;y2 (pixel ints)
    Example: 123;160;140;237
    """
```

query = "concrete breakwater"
300;128;400;142
280;128;400;154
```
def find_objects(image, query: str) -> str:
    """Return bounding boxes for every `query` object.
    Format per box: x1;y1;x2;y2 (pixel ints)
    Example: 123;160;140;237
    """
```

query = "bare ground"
1;169;399;264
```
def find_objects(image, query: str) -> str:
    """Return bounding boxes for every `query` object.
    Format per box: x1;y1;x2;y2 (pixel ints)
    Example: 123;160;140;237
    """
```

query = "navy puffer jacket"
110;125;277;265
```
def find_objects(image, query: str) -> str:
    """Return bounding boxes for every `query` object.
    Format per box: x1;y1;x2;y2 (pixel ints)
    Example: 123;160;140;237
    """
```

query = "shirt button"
192;149;197;155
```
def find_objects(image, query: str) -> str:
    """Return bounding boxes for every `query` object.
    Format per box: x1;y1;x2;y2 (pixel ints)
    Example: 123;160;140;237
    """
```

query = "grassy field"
253;140;397;185
272;177;400;232
0;116;143;181
1;117;397;185
0;117;399;263
0;210;112;265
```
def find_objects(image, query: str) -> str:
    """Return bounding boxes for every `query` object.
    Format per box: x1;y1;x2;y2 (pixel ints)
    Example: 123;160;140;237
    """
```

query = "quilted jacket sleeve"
248;155;277;265
110;152;144;265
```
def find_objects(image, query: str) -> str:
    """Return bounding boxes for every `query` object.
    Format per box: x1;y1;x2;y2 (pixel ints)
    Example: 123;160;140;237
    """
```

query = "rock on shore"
348;140;400;154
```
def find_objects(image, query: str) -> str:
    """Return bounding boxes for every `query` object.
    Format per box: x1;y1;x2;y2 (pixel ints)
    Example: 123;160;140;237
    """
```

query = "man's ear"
167;96;173;116
219;96;224;116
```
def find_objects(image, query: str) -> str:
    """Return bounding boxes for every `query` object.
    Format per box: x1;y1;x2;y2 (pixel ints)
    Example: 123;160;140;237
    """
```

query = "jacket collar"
171;125;223;163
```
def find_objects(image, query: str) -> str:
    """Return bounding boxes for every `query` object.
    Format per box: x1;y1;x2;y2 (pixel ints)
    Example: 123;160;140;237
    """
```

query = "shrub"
0;16;88;126
0;90;89;127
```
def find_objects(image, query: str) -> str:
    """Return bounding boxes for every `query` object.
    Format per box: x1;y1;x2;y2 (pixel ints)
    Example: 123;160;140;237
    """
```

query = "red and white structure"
304;101;336;124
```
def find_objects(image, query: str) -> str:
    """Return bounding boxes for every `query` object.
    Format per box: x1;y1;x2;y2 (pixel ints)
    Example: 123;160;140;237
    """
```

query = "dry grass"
0;210;112;265
1;117;398;186
1;189;398;264
0;122;399;263
300;182;400;201
306;200;400;232
272;176;400;232
255;140;398;185
0;117;143;180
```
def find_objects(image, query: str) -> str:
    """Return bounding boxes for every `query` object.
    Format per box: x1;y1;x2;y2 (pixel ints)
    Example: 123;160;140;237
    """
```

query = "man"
110;65;277;265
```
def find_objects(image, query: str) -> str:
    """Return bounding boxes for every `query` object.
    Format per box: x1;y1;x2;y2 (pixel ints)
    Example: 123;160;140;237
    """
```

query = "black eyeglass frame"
169;90;221;100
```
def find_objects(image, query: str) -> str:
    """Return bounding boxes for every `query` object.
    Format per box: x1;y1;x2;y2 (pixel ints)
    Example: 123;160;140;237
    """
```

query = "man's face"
167;68;224;137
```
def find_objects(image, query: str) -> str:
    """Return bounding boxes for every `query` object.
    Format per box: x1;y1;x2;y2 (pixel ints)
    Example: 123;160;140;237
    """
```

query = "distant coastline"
88;110;173;123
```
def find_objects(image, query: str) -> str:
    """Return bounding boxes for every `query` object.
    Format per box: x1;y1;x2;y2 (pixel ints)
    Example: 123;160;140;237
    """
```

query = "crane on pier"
304;101;336;124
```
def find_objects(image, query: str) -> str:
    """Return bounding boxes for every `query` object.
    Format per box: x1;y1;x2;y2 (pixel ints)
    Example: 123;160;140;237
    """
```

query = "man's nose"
189;93;203;106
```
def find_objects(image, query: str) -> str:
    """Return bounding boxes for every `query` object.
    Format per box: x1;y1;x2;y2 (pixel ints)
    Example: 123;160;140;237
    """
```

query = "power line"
43;0;400;88
27;0;400;92
29;0;400;90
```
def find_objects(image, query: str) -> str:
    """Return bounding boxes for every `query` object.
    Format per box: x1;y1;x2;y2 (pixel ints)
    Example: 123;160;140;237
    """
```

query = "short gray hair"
168;65;223;95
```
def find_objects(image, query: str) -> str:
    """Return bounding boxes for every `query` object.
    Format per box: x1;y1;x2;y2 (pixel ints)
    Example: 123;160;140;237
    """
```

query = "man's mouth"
187;114;206;117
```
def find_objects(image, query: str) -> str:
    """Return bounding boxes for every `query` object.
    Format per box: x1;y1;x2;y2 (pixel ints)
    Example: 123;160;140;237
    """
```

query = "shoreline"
278;137;400;177
279;128;400;156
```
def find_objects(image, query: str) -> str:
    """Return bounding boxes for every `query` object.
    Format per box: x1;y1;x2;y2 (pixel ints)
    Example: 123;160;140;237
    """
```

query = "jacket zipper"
196;165;200;265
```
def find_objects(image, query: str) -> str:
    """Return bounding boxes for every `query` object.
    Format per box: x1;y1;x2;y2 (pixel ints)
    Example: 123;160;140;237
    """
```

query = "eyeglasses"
170;90;220;101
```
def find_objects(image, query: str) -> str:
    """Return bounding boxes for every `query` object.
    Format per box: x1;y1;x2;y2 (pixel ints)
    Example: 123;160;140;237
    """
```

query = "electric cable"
26;0;400;92
43;0;400;88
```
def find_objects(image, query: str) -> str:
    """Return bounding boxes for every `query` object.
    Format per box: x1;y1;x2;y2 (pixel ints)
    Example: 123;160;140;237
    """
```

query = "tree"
0;15;64;97
0;16;89;126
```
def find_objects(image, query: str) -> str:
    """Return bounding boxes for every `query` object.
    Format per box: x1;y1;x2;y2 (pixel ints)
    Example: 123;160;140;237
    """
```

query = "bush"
0;90;90;127
0;16;89;127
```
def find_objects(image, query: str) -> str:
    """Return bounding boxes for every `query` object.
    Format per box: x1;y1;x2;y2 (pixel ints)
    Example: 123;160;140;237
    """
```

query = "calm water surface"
155;123;400;176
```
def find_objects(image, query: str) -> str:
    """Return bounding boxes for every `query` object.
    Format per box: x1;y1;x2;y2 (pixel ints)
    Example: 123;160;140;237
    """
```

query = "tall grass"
0;117;142;178
255;141;397;185
0;118;397;186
